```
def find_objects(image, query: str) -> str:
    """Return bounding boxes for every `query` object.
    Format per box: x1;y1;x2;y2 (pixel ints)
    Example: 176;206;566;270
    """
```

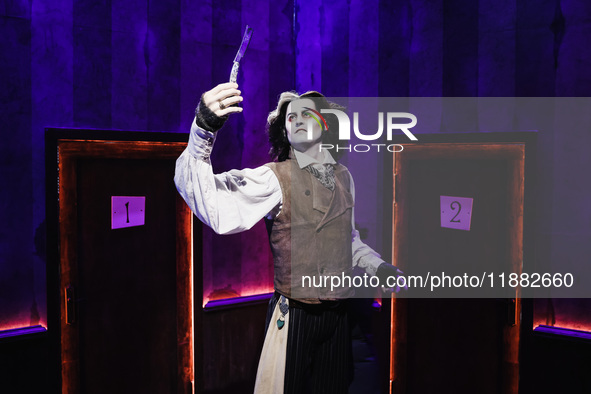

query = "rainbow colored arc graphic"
303;107;329;131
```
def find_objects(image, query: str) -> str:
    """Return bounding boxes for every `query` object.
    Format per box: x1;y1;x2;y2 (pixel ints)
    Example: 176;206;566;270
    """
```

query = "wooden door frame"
388;132;537;394
46;129;195;393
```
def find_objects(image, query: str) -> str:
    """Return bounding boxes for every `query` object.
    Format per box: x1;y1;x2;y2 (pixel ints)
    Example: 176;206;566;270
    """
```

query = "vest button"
305;190;310;196
320;267;325;274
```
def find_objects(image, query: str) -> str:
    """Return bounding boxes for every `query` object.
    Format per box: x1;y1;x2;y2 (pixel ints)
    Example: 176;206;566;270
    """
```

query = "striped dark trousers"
265;293;353;394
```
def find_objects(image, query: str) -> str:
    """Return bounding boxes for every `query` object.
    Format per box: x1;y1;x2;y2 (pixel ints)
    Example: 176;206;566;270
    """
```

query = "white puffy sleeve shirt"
174;119;384;276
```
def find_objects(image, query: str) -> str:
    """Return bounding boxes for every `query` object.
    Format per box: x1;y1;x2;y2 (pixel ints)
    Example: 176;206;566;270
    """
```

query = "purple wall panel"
269;0;295;104
1;0;31;18
442;0;479;96
477;0;516;96
0;15;34;328
516;27;557;96
73;26;112;128
295;0;322;93
29;0;74;330
378;0;411;96
409;0;443;96
556;1;591;96
180;0;213;134
111;0;148;130
320;0;349;96
73;0;112;128
440;0;479;131
74;0;111;28
147;0;180;131
515;0;556;96
349;0;379;96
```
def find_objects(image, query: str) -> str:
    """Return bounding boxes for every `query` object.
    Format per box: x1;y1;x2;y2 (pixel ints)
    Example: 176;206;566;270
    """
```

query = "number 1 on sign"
111;196;145;229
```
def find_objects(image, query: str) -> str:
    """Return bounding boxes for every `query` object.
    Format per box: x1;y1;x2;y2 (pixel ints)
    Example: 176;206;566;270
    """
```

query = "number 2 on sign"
440;195;473;231
450;201;461;223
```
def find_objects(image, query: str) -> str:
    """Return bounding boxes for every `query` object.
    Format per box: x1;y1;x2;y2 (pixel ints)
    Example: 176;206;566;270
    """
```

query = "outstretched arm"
349;173;386;276
349;173;405;288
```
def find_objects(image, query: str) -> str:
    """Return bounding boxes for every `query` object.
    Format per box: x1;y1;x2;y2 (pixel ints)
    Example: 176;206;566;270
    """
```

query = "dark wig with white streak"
266;91;344;162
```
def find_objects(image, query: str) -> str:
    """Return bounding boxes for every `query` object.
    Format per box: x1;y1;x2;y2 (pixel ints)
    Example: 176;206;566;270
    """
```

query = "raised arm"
174;83;282;234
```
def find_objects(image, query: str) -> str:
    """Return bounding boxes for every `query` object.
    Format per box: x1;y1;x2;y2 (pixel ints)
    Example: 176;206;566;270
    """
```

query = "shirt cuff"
357;253;384;277
188;117;217;161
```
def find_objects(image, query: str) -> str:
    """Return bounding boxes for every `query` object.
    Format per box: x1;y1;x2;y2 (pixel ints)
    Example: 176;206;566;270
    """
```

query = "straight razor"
229;25;253;83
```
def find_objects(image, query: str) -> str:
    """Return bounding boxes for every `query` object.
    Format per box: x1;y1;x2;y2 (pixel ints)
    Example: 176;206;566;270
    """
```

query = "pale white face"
285;98;322;153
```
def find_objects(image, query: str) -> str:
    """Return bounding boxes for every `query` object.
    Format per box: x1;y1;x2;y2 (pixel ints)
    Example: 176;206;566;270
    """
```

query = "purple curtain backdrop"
1;0;591;331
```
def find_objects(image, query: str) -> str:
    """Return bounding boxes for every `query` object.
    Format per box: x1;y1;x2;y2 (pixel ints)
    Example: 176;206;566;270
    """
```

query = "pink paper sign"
111;196;145;229
440;195;473;231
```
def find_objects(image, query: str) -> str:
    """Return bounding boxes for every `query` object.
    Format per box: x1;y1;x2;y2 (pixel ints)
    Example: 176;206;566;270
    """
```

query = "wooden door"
391;143;525;394
55;136;193;394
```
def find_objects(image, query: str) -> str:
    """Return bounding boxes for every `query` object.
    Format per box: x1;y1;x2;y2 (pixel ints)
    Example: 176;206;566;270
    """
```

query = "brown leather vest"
265;159;355;304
